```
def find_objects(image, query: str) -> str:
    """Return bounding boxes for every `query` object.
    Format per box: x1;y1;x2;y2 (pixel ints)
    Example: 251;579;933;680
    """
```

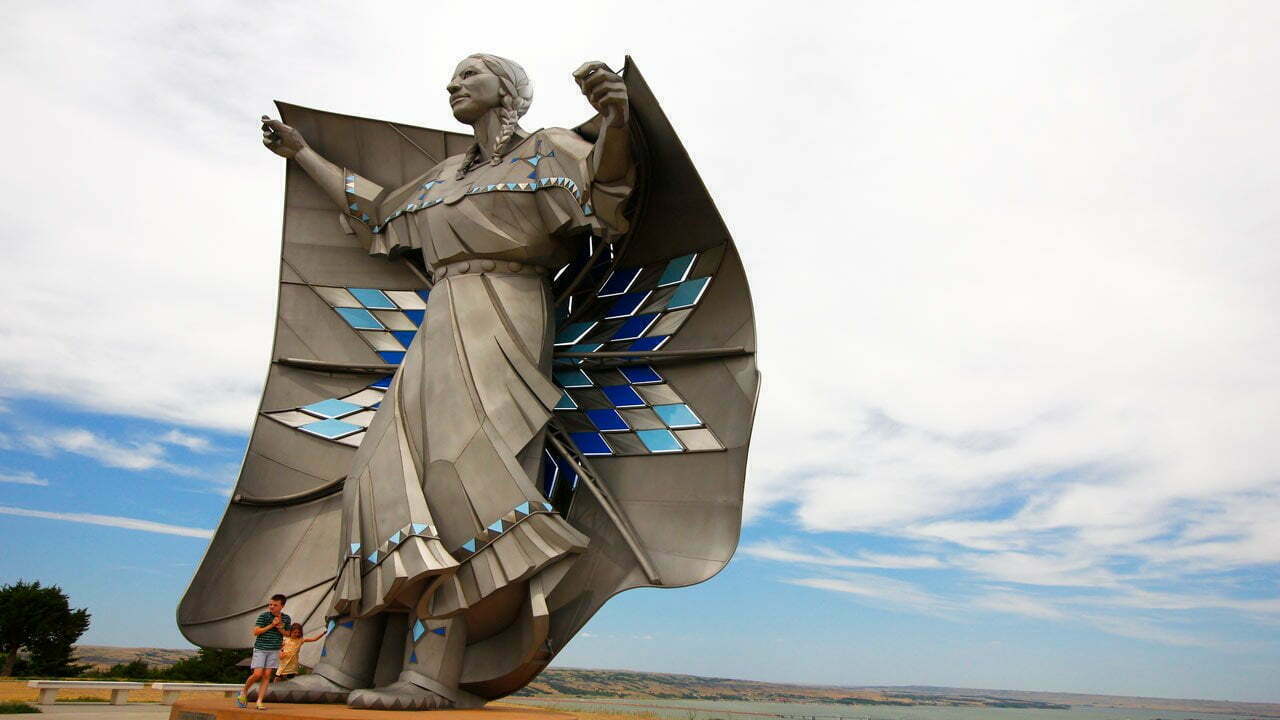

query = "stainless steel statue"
178;55;759;711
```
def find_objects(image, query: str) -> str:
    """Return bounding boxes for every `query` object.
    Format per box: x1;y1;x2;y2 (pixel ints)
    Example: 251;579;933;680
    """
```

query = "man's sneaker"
256;704;267;711
235;694;247;708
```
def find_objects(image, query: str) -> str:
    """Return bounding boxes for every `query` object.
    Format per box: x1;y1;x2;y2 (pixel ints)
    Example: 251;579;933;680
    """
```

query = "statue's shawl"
177;59;759;675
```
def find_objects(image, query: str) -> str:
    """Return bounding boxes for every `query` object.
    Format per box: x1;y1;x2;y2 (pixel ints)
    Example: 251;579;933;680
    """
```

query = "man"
237;594;290;710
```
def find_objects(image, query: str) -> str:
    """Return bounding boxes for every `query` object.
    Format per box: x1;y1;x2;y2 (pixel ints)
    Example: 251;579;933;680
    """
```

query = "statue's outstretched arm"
573;62;632;184
261;116;348;210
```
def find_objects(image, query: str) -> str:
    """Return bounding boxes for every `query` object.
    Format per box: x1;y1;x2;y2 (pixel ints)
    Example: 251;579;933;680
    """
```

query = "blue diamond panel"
586;408;629;432
300;418;362;439
636;428;683;453
654;403;702;428
554;369;592;388
605;291;651;319
570;432;612;456
598;267;640;297
556;321;597;346
666;277;711;310
348;288;397;309
620;366;662;384
601;384;645;408
658;253;698;287
612;314;658;341
629;335;668;351
335;307;383;330
302;398;363;419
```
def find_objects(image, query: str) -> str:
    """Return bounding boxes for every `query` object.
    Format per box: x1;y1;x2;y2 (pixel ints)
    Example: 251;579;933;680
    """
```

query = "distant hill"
69;648;1280;717
518;669;1280;716
73;645;197;670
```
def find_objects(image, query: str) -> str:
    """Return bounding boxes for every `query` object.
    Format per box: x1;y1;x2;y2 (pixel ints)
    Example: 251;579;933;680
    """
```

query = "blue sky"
2;0;1279;704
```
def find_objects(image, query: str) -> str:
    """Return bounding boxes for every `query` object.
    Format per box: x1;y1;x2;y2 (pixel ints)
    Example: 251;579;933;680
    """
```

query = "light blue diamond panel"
262;376;392;449
301;398;363;419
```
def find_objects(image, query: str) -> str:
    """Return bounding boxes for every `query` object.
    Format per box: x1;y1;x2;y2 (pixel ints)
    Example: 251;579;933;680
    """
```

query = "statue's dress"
314;127;633;701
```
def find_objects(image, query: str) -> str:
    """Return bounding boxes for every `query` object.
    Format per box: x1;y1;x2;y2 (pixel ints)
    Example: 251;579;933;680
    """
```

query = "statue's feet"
347;680;452;711
248;674;352;704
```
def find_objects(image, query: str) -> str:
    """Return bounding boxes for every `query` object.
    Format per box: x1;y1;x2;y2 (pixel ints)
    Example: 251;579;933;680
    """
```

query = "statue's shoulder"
434;152;468;176
535;126;593;160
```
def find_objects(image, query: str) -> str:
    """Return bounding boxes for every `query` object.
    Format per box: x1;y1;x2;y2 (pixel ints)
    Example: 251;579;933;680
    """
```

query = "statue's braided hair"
453;53;534;179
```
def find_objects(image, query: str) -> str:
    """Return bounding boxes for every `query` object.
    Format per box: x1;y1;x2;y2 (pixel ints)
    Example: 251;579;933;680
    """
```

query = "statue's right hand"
261;116;306;158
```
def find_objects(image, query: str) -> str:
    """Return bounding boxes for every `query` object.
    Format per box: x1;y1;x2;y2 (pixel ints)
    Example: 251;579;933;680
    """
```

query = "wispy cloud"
753;544;1272;649
7;425;227;483
785;573;956;617
23;428;170;470
743;539;944;569
0;470;49;486
971;591;1067;621
159;429;213;452
0;505;212;538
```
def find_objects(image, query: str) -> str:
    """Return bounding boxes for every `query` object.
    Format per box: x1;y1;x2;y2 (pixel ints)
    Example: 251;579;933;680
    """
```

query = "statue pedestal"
169;698;577;720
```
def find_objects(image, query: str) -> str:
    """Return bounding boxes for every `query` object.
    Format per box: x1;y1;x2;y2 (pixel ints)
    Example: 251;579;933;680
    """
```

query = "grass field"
0;681;653;720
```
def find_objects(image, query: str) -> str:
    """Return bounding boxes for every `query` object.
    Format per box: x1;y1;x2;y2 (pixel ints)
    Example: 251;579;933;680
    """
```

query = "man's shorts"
251;649;280;669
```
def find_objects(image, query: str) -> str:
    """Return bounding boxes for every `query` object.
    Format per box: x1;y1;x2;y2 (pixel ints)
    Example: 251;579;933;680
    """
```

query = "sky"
1;0;1278;704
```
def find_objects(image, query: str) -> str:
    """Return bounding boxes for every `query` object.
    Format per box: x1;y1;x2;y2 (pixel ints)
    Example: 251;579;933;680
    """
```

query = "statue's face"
447;57;503;124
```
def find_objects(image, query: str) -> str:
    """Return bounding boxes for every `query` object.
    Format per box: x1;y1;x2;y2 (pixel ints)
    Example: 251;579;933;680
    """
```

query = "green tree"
0;580;91;677
106;658;154;679
162;648;249;683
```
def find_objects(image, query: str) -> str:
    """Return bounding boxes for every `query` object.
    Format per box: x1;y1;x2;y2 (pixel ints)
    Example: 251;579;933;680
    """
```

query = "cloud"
159;429;213;453
971;591;1067;621
785;573;956;617
4;424;233;491
0;470;49;486
0;505;213;538
742;540;945;569
22;428;171;471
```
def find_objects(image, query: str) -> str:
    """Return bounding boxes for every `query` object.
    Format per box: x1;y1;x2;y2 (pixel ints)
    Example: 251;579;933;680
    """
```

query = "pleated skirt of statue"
332;268;589;625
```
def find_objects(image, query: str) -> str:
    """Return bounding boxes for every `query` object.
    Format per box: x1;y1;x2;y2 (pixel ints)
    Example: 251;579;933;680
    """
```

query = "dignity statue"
179;55;759;711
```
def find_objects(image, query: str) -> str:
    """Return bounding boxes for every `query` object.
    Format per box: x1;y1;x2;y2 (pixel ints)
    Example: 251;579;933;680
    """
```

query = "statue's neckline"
459;130;544;176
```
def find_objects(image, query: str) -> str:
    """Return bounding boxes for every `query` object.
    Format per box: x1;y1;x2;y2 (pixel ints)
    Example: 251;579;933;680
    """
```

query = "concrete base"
168;698;576;720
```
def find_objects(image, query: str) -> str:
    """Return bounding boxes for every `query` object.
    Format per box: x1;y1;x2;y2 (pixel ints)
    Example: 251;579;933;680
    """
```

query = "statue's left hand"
574;62;628;128
261;116;307;158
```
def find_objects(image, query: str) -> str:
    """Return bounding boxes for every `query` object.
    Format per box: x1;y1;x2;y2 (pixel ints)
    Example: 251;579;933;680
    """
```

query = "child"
237;593;291;710
275;624;326;682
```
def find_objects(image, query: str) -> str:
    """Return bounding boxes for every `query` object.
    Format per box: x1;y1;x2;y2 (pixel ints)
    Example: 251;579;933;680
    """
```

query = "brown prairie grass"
0;682;641;720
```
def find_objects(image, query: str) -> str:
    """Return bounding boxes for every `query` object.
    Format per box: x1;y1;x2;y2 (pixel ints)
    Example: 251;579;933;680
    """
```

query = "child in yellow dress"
275;625;326;682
